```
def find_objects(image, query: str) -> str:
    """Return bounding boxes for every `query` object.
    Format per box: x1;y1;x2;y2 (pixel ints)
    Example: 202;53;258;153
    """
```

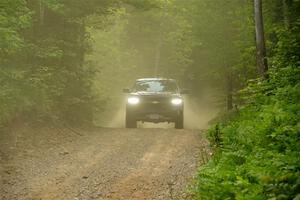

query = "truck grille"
138;96;174;113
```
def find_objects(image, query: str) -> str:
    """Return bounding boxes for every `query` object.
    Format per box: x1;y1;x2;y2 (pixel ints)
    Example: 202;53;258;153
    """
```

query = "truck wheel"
175;112;183;129
126;113;137;128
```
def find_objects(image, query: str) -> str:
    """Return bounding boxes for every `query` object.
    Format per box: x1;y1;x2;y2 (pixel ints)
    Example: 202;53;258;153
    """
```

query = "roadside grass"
189;67;300;199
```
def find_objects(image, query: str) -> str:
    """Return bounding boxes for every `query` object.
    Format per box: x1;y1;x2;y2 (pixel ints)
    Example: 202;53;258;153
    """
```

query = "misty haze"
1;0;299;200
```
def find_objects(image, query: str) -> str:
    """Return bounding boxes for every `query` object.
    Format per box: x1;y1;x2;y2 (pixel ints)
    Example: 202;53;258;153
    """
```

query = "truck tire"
126;112;137;128
175;111;183;129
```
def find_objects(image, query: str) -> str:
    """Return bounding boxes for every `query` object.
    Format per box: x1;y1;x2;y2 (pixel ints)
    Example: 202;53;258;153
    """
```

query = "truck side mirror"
123;88;131;93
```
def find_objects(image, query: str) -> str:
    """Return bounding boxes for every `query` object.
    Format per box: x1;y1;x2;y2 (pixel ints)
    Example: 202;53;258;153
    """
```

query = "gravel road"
0;126;209;200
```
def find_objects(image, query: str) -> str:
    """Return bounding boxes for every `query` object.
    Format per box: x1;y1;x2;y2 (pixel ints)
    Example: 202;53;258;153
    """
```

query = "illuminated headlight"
171;98;183;105
128;97;140;105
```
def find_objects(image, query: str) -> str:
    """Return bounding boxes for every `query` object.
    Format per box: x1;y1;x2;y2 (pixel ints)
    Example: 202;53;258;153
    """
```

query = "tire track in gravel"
30;138;125;200
104;136;180;200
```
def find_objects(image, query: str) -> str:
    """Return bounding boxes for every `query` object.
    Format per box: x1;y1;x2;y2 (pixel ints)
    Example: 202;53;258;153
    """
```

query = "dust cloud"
183;97;218;130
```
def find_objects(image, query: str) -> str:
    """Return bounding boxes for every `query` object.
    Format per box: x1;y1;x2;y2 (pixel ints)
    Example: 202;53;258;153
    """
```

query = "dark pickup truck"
123;78;187;129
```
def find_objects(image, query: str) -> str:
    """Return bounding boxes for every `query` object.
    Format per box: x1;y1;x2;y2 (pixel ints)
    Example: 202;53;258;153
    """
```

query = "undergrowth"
189;66;300;199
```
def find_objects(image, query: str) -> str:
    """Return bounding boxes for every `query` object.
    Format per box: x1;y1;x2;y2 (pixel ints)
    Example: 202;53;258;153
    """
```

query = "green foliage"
0;0;31;57
190;67;300;199
0;0;115;127
189;1;300;197
179;0;257;105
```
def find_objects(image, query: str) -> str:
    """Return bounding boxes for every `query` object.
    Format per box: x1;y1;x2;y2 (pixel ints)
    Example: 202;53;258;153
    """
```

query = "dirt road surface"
0;126;209;200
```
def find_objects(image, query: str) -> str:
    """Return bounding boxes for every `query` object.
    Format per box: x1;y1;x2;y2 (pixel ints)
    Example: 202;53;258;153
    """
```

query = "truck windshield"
133;80;178;93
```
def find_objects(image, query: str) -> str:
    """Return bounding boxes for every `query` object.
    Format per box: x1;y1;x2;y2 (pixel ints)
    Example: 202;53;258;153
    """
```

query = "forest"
1;0;299;199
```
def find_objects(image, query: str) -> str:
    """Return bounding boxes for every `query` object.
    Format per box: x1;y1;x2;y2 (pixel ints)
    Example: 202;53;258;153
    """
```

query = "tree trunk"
154;0;168;77
154;36;161;77
254;0;268;78
282;0;289;28
39;0;44;26
227;72;233;111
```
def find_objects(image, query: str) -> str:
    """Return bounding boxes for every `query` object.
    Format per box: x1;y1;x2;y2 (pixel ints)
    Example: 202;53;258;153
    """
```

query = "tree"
254;0;268;77
0;0;119;126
